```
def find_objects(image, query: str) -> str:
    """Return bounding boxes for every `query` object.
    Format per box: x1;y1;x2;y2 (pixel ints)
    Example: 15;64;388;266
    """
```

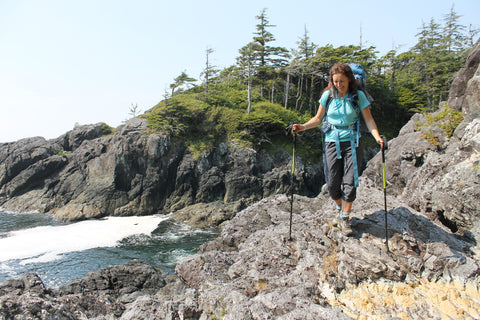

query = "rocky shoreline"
1;40;480;319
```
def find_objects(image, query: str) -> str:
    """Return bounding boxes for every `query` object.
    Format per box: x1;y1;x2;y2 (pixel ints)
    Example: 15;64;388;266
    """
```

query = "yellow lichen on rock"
332;280;480;320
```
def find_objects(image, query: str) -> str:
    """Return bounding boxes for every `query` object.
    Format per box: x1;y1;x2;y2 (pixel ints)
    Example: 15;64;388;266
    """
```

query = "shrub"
417;104;463;146
425;104;463;138
419;130;440;146
100;123;114;136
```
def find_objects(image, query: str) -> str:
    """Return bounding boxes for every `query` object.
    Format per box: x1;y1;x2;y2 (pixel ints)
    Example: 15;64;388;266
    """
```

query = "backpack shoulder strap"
324;88;334;112
350;90;360;114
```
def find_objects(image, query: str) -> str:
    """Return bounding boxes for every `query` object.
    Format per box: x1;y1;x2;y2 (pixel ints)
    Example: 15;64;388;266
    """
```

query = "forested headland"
140;7;478;162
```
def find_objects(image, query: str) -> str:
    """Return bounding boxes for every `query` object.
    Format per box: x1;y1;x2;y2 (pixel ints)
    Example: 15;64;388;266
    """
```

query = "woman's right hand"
292;123;305;133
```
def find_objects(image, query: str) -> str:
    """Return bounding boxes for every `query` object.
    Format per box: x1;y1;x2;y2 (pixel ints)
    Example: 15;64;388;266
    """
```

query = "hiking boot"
330;205;342;226
331;216;339;227
339;213;353;236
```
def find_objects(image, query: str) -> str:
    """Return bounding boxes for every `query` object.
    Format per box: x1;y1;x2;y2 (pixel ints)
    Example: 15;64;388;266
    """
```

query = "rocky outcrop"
0;260;165;319
0;119;322;221
448;39;480;121
169;190;479;320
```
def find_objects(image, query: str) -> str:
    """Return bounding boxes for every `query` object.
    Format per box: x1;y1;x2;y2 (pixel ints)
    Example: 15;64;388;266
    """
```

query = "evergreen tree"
412;18;444;111
288;26;318;112
237;42;258;114
466;24;480;46
128;103;142;119
170;71;197;96
442;5;467;53
201;47;219;99
384;7;474;116
293;26;317;60
252;8;290;98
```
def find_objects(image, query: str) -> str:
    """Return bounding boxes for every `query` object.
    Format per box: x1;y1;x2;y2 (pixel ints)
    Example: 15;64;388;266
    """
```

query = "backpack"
349;63;367;89
348;62;374;105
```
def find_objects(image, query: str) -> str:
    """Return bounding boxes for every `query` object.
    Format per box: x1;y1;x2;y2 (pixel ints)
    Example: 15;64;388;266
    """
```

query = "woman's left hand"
377;137;384;148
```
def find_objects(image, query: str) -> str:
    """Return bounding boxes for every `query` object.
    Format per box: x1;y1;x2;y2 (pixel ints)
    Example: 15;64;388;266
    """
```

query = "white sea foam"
0;262;17;278
0;215;167;263
0;207;40;214
20;252;65;265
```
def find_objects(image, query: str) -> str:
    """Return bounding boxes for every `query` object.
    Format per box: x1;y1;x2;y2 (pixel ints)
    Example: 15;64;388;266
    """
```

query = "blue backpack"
349;63;367;88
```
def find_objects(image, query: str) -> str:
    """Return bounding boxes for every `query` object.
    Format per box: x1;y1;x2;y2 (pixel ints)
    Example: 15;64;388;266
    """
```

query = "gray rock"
448;39;480;119
0;260;165;319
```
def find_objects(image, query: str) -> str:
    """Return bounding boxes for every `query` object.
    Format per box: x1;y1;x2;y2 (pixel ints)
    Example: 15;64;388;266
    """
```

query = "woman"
292;62;383;235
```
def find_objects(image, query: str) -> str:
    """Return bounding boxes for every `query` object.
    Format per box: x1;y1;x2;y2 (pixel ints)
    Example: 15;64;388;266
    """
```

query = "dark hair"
327;62;358;94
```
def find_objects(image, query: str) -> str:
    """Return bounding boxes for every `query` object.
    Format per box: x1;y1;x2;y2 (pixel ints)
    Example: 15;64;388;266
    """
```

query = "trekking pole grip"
381;135;388;150
380;135;387;162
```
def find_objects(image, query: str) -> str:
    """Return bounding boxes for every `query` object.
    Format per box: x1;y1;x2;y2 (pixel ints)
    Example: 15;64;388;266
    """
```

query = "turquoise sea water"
0;209;217;288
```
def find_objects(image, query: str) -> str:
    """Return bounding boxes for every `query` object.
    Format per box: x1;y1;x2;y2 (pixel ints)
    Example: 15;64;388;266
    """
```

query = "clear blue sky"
1;0;479;143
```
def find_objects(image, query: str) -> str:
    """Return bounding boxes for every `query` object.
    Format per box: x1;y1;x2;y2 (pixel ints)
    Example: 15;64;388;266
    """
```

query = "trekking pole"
381;135;389;252
286;123;297;241
289;131;297;241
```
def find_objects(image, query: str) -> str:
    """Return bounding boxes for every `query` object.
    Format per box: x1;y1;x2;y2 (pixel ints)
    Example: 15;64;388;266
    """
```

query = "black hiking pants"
324;141;364;203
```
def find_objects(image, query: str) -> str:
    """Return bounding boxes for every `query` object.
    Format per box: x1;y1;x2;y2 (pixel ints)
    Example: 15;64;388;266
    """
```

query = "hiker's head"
329;63;357;96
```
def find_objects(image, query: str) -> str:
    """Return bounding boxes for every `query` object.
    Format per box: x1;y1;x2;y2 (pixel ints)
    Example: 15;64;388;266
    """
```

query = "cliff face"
0;118;322;221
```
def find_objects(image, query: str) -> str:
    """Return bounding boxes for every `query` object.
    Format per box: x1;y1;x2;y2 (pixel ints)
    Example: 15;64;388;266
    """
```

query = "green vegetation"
57;150;71;156
424;104;463;138
420;130;441;147
142;85;312;159
100;123;114;136
417;104;463;146
141;7;476;160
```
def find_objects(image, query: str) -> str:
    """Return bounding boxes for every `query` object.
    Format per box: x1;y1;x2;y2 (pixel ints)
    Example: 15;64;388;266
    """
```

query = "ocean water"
0;209;217;288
